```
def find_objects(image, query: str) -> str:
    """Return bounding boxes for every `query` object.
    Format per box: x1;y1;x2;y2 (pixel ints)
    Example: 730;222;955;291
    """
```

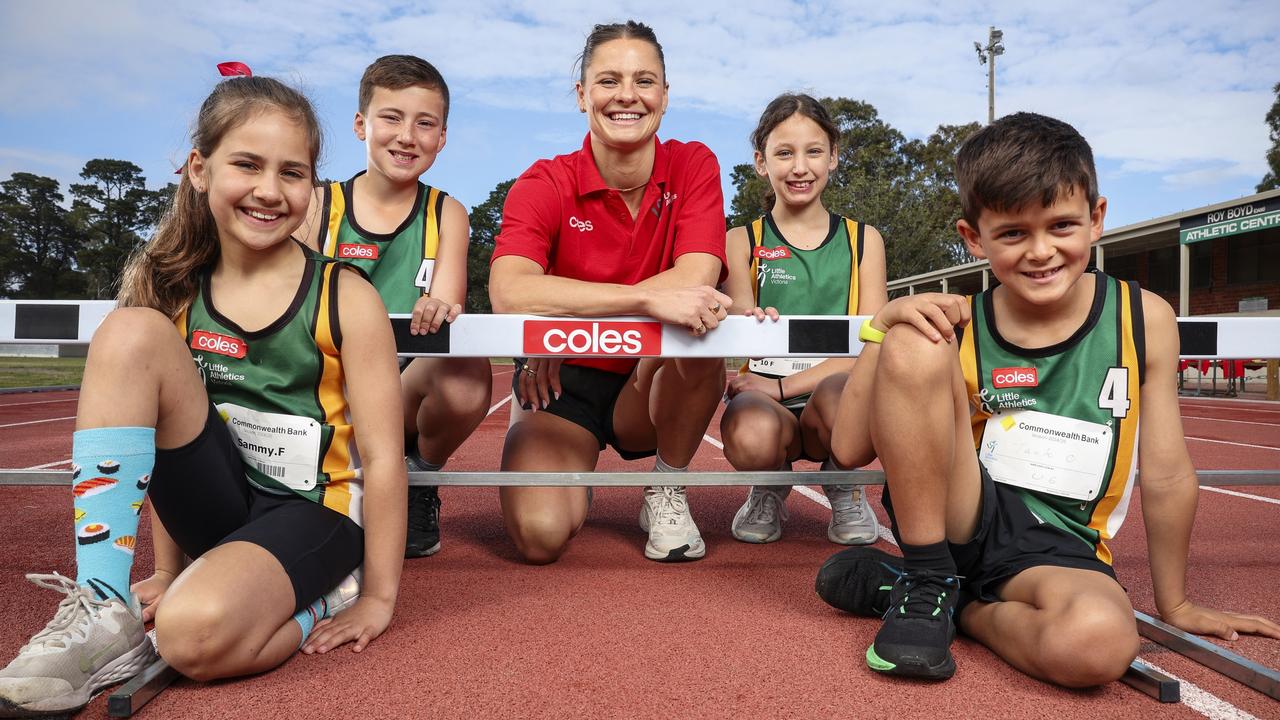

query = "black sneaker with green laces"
405;485;441;558
814;547;905;616
866;569;960;680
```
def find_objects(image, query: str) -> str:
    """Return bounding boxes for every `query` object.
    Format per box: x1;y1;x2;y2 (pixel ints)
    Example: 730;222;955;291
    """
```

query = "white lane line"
0;415;75;430
702;433;724;449
1137;658;1258;720
1186;436;1280;452
487;395;512;417
1182;415;1280;428
1200;486;1280;506
0;398;77;408
22;459;71;470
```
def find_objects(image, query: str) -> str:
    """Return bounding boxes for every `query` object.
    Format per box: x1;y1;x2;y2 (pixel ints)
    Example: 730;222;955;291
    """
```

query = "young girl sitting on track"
720;94;887;545
0;74;406;718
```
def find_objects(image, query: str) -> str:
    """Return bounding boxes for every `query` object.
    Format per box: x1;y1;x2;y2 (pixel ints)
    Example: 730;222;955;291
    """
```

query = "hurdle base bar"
1135;610;1279;701
2;470;1277;487
1121;658;1180;703
106;657;179;718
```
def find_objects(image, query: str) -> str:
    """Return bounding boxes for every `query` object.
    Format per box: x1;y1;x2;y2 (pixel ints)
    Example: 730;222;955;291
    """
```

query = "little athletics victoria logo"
523;320;662;356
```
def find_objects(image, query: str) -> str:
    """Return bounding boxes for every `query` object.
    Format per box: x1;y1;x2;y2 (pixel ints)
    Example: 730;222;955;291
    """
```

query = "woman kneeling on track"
489;20;731;564
0;75;405;718
720;94;887;545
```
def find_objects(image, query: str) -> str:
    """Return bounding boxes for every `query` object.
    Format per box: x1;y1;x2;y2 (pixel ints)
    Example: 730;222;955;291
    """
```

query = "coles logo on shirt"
191;330;247;359
523;320;662;356
754;246;791;261
337;243;379;260
991;367;1038;389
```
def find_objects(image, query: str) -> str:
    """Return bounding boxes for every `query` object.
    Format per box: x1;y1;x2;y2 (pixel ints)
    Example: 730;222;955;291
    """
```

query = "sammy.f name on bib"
218;402;322;492
979;408;1112;501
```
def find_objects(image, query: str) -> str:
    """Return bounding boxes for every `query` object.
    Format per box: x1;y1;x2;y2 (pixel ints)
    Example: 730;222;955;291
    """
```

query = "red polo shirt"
493;134;727;373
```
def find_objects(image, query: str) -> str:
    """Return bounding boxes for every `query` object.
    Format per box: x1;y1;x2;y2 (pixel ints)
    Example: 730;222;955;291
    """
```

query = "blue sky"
2;0;1278;238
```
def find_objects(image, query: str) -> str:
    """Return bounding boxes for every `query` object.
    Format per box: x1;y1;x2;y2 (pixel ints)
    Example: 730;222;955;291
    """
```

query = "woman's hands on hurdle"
131;569;177;623
643;286;732;336
516;357;565;410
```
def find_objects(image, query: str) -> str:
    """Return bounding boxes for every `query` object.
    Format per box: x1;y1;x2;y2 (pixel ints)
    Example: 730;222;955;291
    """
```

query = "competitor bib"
218;403;322;491
978;408;1112;501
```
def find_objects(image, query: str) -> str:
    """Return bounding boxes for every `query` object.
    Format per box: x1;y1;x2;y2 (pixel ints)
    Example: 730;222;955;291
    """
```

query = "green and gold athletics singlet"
176;246;363;525
959;271;1144;563
743;212;865;409
318;171;447;313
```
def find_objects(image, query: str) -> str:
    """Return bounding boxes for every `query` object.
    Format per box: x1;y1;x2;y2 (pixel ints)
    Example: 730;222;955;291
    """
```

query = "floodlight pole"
974;26;1005;124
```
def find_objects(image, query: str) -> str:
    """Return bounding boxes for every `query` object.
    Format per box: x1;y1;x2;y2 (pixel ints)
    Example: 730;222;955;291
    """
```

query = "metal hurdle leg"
1134;611;1279;701
1121;658;1180;703
107;659;179;718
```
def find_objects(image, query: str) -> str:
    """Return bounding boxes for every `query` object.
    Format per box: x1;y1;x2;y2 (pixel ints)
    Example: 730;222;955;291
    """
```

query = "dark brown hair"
576;20;665;84
359;54;451;124
955;111;1098;226
750;93;840;154
117;76;322;319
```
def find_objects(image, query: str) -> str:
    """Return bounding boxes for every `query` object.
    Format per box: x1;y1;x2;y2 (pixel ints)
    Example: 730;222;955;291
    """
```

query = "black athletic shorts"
147;402;364;612
882;461;1115;610
512;358;654;461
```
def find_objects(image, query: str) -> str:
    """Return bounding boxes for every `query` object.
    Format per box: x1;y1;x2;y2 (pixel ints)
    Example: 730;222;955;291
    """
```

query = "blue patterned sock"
293;600;325;647
71;426;154;605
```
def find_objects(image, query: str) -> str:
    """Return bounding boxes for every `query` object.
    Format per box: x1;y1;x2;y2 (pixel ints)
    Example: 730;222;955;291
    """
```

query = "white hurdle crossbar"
4;300;1280;359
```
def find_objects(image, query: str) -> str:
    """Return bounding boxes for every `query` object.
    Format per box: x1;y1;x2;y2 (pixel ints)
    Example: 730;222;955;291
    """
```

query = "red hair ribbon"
217;61;252;77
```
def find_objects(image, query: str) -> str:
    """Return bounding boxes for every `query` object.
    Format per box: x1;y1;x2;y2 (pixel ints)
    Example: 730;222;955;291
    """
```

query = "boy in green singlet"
817;112;1278;685
306;55;491;558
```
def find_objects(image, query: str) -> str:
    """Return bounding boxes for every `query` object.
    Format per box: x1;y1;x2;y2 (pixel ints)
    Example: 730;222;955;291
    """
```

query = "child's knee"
721;407;786;470
1040;600;1139;686
877;325;952;383
92;308;181;361
507;510;575;565
154;597;239;681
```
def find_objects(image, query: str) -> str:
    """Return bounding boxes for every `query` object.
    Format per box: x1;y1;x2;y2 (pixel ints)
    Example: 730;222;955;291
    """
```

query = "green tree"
0;173;85;298
465;178;515;314
727;98;980;282
1259;81;1280;192
70;159;165;298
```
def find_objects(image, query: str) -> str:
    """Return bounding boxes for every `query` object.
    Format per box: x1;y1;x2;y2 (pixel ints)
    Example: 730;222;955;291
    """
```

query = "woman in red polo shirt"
489;20;731;565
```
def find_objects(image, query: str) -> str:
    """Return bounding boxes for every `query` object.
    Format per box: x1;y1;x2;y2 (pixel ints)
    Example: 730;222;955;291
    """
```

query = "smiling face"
755;112;838;209
187;109;314;254
356;84;448;184
576;38;668;153
958;186;1106;311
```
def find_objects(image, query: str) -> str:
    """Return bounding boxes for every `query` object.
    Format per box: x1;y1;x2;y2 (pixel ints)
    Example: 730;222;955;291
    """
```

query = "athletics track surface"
0;366;1277;719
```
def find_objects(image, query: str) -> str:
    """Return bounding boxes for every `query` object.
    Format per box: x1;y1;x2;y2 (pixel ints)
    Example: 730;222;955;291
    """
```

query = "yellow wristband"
858;319;886;344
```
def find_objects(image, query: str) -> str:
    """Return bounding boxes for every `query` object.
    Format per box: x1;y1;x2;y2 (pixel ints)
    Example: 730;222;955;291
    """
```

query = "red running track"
0;367;1278;719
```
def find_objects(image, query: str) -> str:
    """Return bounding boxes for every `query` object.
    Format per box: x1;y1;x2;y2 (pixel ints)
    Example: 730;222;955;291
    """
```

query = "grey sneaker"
638;486;705;562
825;485;880;545
0;574;157;717
730;486;791;543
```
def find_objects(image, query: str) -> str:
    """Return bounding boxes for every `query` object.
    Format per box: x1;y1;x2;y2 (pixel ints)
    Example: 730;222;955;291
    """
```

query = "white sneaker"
730;486;791;543
638;486;705;562
320;568;362;617
0;574;157;717
825;485;880;545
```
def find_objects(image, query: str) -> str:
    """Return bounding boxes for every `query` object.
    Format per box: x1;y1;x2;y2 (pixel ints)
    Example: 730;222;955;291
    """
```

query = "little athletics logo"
523;320;661;356
973;387;1038;415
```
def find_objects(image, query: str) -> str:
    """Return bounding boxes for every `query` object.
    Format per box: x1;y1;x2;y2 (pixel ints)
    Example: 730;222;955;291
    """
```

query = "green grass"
0;357;86;389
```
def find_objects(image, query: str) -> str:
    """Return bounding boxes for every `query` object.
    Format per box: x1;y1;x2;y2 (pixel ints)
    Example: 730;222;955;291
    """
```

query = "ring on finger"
696;324;706;334
522;365;537;376
710;303;721;313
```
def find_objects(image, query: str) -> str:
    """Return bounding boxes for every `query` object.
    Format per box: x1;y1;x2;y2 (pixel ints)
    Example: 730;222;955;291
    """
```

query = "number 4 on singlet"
414;259;436;291
1097;367;1131;419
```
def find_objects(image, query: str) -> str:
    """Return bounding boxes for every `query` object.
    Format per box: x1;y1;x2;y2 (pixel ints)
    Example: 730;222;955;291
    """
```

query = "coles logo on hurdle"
991;367;1038;389
523;321;661;356
337;243;378;260
754;246;791;260
192;331;247;359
